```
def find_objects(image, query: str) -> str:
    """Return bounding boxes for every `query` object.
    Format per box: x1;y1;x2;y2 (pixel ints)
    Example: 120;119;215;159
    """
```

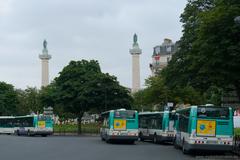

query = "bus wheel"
129;140;135;144
106;138;112;143
101;135;105;141
139;132;144;141
16;130;20;136
173;138;179;149
182;140;189;154
27;130;31;136
153;134;158;144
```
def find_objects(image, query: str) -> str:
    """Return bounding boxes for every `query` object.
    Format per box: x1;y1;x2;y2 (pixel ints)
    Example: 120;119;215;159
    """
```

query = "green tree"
0;82;18;115
162;0;214;90
162;0;240;104
54;60;133;134
192;0;240;97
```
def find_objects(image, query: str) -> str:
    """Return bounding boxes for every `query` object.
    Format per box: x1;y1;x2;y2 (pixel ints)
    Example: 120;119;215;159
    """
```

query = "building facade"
150;38;178;76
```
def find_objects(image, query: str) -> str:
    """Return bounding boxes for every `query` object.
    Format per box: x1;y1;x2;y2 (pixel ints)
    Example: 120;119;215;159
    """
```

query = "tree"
54;60;133;134
16;87;43;115
0;82;18;115
133;76;203;110
162;0;240;104
162;0;215;90
192;0;240;97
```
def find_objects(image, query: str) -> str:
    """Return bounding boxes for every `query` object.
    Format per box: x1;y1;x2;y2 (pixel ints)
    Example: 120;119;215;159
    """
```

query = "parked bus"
174;105;233;154
138;111;175;143
100;109;138;143
15;114;53;136
0;116;15;134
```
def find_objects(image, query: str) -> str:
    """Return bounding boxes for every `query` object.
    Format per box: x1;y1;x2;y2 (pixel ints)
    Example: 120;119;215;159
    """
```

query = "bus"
174;105;233;154
138;111;175;143
0;116;15;134
15;114;53;136
100;109;138;143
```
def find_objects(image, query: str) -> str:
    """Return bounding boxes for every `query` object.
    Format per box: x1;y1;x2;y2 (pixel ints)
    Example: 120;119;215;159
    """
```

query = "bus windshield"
197;107;229;119
114;110;135;119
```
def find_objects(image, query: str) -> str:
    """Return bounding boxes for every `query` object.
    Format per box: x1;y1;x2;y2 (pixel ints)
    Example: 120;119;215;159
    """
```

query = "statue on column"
133;33;137;44
43;39;47;49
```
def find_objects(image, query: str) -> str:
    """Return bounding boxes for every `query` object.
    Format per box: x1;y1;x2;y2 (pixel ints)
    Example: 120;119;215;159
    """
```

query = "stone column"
39;40;51;87
129;34;142;93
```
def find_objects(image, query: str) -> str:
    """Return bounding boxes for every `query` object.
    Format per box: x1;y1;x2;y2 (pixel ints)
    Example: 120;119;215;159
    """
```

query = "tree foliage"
16;87;42;115
53;60;133;133
0;82;18;116
161;0;240;103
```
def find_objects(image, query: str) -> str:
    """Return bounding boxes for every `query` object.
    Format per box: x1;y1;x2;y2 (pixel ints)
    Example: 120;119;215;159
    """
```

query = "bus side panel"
190;107;197;135
162;111;169;131
109;112;114;130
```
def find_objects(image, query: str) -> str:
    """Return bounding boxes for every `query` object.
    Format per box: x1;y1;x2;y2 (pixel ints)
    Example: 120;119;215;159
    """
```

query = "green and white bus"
174;105;233;153
0;116;15;134
138;111;175;143
15;114;53;136
100;109;139;143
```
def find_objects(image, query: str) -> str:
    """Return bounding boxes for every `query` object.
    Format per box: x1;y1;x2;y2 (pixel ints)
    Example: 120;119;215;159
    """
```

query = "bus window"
114;110;135;119
197;107;229;119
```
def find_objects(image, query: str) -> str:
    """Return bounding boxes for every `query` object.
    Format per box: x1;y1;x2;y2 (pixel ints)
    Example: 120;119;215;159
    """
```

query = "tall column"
39;40;51;87
129;34;142;93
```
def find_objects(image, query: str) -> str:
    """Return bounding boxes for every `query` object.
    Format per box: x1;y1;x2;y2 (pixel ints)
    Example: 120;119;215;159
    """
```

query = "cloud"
0;0;187;89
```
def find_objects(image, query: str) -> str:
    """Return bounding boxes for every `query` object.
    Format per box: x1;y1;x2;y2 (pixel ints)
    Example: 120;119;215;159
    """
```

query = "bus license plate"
121;132;127;136
207;141;217;144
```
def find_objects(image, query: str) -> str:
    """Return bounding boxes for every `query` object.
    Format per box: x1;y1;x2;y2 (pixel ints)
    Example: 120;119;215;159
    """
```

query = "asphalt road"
0;135;237;160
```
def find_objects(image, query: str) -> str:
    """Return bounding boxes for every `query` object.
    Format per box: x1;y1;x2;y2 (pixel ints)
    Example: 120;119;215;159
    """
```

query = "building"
39;40;51;87
150;38;178;76
129;34;142;93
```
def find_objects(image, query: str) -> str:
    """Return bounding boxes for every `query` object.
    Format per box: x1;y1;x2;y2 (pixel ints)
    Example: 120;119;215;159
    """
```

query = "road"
0;135;238;160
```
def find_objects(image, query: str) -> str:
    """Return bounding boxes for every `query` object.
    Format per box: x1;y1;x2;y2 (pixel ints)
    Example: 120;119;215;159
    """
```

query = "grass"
54;123;100;134
235;128;240;136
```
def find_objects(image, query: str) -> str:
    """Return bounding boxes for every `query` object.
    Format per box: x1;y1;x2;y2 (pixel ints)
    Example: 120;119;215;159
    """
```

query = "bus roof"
0;116;15;119
15;115;35;118
101;109;137;115
139;111;164;115
176;105;231;112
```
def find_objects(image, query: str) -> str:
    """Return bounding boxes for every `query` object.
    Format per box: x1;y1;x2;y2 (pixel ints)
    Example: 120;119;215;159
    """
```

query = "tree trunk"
77;112;83;135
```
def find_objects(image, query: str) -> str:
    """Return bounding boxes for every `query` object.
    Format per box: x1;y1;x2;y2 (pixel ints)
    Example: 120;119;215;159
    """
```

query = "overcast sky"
0;0;187;89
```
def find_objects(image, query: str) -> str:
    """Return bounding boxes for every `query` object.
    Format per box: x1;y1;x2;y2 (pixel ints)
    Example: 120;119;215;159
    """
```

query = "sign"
114;119;126;130
197;120;216;136
167;102;174;107
38;121;46;128
43;106;53;115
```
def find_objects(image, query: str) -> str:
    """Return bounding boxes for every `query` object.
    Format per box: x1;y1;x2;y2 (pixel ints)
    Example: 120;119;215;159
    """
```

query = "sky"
0;0;187;89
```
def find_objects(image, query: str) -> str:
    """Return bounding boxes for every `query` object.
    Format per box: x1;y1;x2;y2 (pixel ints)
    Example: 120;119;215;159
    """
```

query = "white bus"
139;111;175;143
0;116;15;134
